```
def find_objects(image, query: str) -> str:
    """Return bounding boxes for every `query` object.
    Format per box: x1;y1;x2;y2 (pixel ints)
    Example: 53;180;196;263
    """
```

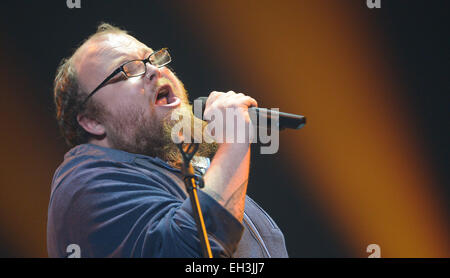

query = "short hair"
53;23;128;147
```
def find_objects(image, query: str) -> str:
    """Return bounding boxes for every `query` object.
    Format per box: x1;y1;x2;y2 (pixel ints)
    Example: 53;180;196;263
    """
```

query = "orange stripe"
173;0;449;257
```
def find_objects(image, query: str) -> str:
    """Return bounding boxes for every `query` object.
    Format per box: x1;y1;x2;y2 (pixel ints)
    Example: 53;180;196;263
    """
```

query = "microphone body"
193;97;306;130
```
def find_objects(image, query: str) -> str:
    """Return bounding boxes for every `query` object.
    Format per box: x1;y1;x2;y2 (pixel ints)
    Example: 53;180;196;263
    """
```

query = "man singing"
47;23;288;258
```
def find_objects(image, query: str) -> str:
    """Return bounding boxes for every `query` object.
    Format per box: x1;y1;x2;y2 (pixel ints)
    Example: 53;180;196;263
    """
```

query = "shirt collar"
65;143;210;174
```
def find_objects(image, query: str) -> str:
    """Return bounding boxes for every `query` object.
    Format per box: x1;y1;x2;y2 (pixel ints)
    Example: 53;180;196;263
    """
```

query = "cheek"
98;80;146;108
122;77;147;96
110;82;151;114
104;94;151;122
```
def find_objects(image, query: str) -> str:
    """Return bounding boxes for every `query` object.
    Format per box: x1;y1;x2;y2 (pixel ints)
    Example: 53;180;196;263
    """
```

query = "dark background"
0;0;448;257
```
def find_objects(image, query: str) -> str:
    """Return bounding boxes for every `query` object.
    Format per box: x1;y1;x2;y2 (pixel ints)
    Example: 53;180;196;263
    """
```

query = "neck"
87;137;111;149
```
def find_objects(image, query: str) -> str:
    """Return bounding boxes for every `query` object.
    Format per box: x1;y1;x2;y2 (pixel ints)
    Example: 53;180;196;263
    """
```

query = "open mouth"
155;85;181;107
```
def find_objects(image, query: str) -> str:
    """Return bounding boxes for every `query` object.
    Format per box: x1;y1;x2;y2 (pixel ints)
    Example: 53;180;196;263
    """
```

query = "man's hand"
203;91;258;144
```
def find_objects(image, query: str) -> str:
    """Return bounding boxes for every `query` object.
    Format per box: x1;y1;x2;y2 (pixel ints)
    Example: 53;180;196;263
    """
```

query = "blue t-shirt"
47;144;288;257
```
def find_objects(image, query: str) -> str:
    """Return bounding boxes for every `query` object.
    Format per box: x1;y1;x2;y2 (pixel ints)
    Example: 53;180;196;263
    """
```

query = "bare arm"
203;143;250;222
200;91;257;222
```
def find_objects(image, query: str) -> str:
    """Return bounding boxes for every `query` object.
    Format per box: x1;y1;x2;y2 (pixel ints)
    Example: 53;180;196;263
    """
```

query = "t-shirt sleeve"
49;160;244;258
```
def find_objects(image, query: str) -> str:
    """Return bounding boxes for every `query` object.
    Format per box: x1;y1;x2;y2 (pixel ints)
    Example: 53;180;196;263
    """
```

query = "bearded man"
47;23;288;258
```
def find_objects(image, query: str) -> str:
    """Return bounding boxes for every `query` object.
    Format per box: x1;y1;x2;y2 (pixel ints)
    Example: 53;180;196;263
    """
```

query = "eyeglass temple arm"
81;67;123;107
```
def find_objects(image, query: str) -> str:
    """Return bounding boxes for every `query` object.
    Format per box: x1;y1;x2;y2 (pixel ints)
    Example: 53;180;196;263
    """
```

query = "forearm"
202;143;251;222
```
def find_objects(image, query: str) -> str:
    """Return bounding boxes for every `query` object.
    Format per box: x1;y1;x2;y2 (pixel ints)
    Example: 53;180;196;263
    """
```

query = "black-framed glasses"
81;48;171;107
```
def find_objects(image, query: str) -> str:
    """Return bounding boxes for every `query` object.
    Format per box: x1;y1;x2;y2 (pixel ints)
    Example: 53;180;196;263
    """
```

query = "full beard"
103;101;218;168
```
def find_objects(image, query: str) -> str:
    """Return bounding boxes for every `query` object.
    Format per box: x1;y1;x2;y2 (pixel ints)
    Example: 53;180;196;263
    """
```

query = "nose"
145;62;162;81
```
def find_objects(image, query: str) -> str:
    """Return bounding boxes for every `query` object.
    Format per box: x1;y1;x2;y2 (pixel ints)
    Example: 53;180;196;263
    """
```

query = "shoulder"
50;144;168;207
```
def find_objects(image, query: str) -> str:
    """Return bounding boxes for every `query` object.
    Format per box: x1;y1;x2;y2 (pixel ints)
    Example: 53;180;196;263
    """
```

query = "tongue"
156;96;168;105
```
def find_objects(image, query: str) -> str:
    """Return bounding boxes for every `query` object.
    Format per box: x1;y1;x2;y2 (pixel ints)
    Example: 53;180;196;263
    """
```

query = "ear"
77;113;106;136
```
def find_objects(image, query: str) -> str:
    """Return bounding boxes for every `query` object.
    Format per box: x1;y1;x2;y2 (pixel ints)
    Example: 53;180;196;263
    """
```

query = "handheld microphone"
192;97;306;130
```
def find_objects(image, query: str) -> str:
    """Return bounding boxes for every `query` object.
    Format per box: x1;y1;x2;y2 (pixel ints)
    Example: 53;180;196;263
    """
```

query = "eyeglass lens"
122;49;170;77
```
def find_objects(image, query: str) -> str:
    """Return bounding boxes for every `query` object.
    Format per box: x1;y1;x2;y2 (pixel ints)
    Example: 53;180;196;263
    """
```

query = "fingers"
236;94;258;108
206;91;258;110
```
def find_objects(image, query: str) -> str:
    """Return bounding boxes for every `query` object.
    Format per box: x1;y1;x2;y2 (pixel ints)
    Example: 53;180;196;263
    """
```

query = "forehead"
90;33;152;69
75;33;153;90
